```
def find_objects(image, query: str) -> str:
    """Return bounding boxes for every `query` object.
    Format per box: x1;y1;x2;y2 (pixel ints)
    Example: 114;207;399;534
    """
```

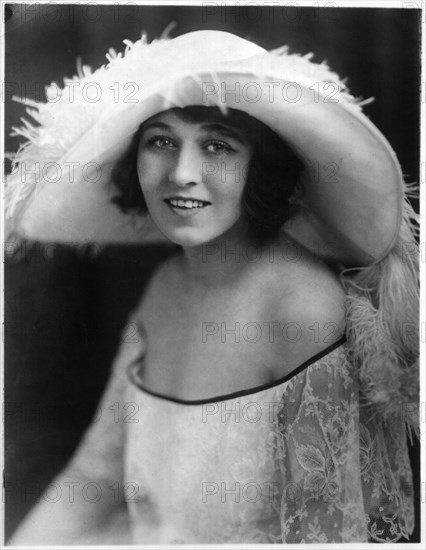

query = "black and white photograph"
2;1;423;546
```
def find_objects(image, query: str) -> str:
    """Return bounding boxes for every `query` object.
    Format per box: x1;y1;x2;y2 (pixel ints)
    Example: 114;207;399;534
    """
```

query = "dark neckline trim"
127;335;347;406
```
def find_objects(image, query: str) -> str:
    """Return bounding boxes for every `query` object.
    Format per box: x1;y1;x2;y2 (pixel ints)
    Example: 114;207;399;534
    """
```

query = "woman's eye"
147;136;176;149
205;141;234;154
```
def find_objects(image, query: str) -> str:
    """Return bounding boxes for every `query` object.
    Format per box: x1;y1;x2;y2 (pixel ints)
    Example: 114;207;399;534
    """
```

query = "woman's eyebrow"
140;121;172;133
200;123;247;143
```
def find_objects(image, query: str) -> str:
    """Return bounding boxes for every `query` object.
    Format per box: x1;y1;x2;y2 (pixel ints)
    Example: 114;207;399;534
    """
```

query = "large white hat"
5;30;408;266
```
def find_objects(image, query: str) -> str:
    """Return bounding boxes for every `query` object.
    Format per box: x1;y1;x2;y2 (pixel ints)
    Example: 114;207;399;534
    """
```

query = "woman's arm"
8;327;144;545
276;346;363;543
8;475;131;545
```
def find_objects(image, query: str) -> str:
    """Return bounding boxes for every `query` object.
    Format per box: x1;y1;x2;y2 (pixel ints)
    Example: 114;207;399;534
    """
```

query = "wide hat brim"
5;30;403;267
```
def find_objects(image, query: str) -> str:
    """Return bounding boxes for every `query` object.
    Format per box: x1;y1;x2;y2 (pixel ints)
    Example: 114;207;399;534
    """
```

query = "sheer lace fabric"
120;339;414;544
67;328;414;544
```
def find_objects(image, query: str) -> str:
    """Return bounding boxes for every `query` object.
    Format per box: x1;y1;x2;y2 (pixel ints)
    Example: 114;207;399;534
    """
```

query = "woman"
6;31;419;544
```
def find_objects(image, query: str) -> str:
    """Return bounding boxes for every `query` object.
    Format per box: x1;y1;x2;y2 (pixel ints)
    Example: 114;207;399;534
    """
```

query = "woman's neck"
180;220;254;287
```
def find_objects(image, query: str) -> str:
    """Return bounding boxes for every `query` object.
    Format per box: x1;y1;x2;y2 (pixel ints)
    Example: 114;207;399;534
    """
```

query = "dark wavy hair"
111;106;304;244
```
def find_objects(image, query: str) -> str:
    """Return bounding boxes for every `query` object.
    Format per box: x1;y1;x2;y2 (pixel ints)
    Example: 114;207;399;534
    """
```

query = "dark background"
4;3;421;542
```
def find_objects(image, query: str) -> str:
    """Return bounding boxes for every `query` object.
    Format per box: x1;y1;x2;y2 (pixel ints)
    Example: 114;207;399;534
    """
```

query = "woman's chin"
149;213;245;249
157;226;221;248
164;233;213;248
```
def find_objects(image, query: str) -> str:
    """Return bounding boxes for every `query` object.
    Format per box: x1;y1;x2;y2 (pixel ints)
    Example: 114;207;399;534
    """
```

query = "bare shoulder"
257;235;344;303
257;236;347;376
279;249;345;322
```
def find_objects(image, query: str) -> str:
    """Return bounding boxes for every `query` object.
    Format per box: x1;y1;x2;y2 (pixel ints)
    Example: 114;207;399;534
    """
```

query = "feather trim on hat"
341;196;420;439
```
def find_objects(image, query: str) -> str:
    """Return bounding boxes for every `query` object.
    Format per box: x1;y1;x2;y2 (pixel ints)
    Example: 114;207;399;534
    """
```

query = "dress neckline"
127;335;347;406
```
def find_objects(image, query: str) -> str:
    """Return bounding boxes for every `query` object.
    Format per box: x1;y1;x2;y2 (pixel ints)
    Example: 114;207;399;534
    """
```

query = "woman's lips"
164;198;210;217
165;198;210;209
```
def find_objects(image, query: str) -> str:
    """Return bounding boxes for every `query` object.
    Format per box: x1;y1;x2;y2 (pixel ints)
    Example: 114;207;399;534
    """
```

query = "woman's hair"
111;106;304;243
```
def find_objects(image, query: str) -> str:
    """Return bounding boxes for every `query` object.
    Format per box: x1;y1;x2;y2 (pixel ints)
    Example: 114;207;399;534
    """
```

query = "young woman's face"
137;109;252;247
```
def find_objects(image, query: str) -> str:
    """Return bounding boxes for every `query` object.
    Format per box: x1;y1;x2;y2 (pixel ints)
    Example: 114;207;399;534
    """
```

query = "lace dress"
69;324;414;544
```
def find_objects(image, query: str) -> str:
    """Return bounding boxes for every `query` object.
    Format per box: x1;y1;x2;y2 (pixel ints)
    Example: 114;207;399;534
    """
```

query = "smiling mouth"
165;198;210;210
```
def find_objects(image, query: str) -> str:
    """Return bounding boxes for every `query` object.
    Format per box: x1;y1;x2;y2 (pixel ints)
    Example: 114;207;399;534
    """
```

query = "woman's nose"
170;146;201;187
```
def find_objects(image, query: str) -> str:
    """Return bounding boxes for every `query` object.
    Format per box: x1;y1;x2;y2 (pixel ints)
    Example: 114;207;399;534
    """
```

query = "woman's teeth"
168;199;207;209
